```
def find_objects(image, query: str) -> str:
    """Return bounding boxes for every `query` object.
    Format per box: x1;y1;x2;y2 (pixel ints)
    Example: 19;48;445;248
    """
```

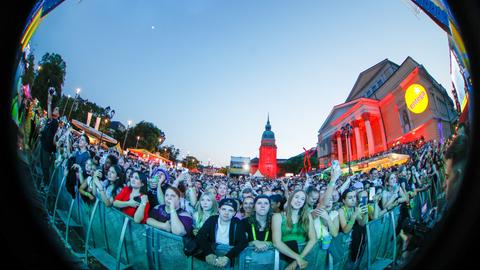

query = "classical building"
251;116;278;178
317;57;457;169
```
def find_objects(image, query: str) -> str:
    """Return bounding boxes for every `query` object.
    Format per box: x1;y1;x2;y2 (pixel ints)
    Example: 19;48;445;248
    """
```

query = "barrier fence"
36;158;444;270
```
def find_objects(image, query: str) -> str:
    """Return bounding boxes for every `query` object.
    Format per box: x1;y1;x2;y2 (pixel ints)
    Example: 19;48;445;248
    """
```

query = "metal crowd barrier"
38;159;444;270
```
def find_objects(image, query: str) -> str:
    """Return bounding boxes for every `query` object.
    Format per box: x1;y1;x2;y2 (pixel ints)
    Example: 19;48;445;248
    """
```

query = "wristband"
348;219;355;226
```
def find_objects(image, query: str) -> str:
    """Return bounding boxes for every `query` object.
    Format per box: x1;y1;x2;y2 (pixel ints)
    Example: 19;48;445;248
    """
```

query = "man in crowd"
39;91;60;189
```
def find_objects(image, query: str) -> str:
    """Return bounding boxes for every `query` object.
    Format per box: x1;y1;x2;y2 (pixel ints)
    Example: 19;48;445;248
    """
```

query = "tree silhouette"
31;53;67;109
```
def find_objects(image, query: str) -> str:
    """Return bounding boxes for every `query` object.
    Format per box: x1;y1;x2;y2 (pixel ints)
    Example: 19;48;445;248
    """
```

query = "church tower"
258;115;278;178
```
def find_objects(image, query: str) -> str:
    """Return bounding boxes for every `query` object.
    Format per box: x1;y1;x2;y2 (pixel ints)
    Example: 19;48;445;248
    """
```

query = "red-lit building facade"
317;57;457;169
251;116;278;178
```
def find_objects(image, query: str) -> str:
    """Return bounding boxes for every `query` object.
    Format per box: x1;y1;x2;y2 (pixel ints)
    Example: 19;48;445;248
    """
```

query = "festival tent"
127;148;172;164
252;169;265;178
71;119;118;145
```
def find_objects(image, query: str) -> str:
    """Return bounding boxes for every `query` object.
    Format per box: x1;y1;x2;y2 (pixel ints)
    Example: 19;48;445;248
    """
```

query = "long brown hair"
284;189;310;234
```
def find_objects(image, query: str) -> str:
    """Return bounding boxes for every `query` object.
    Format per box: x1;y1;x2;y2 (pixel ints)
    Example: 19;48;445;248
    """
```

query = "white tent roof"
252;169;264;178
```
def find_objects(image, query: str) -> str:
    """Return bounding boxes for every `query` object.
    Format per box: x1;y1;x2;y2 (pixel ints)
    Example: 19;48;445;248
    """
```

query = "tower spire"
266;113;271;131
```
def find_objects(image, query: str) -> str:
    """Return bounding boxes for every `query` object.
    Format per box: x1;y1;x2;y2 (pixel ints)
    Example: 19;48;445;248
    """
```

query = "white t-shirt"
313;210;338;240
216;220;231;246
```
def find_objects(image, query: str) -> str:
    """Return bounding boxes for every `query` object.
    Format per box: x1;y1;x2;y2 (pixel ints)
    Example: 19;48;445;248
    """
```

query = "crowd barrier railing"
37;160;444;270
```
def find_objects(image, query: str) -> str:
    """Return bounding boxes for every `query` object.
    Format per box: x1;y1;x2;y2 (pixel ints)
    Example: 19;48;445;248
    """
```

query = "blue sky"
30;0;451;166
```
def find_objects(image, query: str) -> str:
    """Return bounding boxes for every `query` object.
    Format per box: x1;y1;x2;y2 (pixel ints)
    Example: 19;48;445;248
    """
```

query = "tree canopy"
31;53;67;109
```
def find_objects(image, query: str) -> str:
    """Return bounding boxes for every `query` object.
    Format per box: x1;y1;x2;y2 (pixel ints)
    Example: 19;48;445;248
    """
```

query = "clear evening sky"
30;0;451;166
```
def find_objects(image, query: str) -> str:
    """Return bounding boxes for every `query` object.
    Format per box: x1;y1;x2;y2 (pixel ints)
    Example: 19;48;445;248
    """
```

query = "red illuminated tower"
259;115;278;178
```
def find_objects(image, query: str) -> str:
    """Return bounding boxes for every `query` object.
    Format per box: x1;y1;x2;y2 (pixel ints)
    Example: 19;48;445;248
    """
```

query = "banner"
86;112;93;126
94;117;101;130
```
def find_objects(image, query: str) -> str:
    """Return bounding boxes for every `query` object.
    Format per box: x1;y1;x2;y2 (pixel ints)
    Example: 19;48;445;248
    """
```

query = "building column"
352;120;363;159
377;117;388;151
362;113;375;157
336;132;343;164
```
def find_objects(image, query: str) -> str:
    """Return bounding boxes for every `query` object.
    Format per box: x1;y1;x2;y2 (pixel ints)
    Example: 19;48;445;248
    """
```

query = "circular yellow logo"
405;83;428;114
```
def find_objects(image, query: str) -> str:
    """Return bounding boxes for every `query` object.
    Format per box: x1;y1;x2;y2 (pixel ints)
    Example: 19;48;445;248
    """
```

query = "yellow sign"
405;84;428;114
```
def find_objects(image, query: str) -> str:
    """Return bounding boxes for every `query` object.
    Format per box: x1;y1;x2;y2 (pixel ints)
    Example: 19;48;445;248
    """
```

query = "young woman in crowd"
78;158;97;203
312;165;341;253
237;196;254;220
196;198;248;268
216;183;228;201
93;164;124;207
192;192;218;235
113;171;150;224
242;195;273;252
147;186;193;236
381;172;409;211
305;186;320;211
272;189;317;270
339;188;368;234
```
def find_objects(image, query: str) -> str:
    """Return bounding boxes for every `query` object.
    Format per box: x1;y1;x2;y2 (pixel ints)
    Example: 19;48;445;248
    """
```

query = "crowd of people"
23;91;469;269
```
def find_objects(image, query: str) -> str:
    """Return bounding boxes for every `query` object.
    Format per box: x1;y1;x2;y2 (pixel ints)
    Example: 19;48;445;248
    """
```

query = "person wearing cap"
196;198;248;268
241;195;273;252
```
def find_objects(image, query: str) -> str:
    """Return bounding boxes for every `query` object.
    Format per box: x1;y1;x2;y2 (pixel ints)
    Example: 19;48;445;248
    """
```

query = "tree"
31;53;67;109
123;121;165;152
21;54;35;87
182;155;200;169
158;145;180;162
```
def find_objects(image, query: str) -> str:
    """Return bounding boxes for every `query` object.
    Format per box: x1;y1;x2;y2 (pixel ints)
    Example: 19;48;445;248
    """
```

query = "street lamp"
341;123;353;174
62;94;71;116
136;136;140;149
68;88;81;119
122;120;132;150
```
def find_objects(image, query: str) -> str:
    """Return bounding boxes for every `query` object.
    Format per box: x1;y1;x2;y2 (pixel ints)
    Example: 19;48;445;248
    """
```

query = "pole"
347;133;351;174
68;94;77;119
62;97;70;116
122;127;129;150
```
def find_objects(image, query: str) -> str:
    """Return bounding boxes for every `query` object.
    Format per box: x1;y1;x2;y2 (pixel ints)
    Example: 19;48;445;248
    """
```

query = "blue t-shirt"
75;150;90;171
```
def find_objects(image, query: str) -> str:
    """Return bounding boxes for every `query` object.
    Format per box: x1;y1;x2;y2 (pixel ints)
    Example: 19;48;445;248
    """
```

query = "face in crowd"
242;191;253;200
387;173;398;188
200;193;214;212
322;195;334;211
104;158;113;171
218;184;228;197
307;191;320;208
78;135;88;149
219;205;236;223
85;159;95;176
165;188;181;210
207;187;217;196
107;166;119;183
255;198;270;216
131;172;144;190
343;190;357;208
290;190;306;210
243;197;255;215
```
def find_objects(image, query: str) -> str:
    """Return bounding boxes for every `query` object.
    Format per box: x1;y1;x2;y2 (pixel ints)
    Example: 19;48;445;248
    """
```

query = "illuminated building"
317;57;457;169
252;116;278;178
